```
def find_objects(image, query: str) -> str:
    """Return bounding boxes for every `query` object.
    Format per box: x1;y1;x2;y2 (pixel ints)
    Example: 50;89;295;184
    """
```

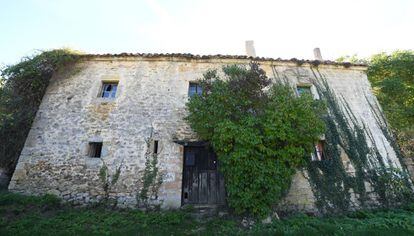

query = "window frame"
100;81;119;99
296;83;320;100
296;84;312;97
188;82;202;97
311;140;325;161
88;142;103;158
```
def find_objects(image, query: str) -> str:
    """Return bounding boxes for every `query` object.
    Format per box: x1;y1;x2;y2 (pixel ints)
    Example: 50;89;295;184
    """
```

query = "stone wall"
8;55;401;211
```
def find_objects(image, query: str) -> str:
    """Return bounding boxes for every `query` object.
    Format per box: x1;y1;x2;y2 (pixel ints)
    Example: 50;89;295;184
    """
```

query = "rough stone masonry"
8;54;403;212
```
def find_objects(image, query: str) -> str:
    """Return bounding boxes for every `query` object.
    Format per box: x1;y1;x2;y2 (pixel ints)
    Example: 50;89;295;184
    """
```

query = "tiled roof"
80;53;366;68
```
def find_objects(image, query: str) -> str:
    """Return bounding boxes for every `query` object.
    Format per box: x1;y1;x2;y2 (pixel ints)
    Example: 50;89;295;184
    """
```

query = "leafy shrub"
186;63;325;217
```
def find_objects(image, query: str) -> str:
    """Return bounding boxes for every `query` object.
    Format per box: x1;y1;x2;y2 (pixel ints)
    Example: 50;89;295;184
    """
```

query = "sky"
0;0;413;66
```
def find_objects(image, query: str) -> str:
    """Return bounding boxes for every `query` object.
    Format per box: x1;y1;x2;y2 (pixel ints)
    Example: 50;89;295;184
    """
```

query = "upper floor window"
296;85;312;97
101;82;118;98
188;82;202;97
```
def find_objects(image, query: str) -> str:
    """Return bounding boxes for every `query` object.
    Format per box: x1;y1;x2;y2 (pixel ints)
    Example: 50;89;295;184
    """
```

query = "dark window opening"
153;140;159;154
101;82;118;98
296;85;312;96
188;82;202;97
312;140;325;161
88;142;103;158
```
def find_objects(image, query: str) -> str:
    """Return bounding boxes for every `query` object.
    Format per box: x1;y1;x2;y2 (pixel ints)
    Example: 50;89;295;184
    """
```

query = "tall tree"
367;50;414;157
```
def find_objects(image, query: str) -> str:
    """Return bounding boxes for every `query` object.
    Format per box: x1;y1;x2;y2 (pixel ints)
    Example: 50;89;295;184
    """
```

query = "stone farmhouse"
8;49;406;213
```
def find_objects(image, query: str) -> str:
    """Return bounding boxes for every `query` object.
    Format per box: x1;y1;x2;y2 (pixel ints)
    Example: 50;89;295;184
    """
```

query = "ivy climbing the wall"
0;50;79;182
99;162;122;206
306;68;413;215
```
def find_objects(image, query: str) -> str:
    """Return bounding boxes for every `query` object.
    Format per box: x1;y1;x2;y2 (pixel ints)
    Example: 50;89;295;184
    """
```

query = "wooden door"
182;146;226;205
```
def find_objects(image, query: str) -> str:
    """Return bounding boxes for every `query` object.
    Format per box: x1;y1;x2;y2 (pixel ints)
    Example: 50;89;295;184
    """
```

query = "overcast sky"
0;0;413;65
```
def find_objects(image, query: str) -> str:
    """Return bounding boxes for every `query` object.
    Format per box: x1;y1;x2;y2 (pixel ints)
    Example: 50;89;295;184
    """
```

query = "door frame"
180;141;225;206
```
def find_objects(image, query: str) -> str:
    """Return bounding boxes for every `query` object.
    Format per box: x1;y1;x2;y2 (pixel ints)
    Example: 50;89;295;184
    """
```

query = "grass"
1;191;414;235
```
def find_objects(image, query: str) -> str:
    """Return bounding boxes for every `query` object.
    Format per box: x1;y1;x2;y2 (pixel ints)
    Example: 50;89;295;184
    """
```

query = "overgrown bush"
186;63;325;217
0;50;79;178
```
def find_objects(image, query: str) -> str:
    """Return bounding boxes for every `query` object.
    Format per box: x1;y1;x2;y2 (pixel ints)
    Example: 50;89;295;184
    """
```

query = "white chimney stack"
313;48;323;61
245;40;256;57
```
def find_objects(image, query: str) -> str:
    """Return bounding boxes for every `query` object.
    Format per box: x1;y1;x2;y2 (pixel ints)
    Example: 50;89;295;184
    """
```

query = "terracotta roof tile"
80;53;366;68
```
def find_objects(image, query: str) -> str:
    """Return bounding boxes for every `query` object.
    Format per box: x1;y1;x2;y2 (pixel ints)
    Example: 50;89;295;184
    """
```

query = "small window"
311;141;325;161
296;85;312;97
88;142;103;158
188;82;202;97
101;82;118;98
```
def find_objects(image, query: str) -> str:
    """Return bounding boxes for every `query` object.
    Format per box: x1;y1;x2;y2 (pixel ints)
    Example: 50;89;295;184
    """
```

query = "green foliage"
99;163;122;205
336;54;368;64
186;63;325;217
367;50;414;157
138;132;163;208
0;191;60;208
368;50;414;129
99;164;108;191
0;192;193;235
250;209;414;235
0;49;80;175
2;191;414;235
368;166;413;207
